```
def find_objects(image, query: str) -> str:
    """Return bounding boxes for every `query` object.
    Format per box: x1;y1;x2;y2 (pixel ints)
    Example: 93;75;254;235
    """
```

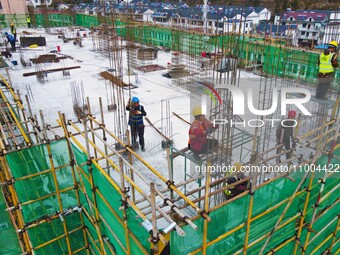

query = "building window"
301;31;305;35
302;23;306;27
312;32;316;36
306;32;309;37
35;0;38;3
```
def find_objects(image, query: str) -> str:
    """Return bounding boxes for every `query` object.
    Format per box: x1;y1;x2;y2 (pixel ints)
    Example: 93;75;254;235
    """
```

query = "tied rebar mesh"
0;10;340;255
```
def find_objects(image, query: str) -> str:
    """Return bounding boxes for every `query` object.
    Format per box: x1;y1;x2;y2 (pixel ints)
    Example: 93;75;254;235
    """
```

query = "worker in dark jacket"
276;110;296;163
4;32;15;51
126;97;147;151
224;163;249;199
316;41;338;99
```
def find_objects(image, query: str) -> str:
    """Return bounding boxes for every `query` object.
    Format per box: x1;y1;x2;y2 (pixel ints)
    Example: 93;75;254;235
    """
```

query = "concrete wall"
0;0;27;14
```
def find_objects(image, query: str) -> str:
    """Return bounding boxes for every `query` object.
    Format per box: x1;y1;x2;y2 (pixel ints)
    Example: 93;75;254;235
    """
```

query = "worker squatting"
212;118;298;127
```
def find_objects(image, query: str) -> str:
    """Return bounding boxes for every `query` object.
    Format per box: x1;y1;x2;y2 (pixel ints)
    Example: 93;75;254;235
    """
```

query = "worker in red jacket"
188;107;218;159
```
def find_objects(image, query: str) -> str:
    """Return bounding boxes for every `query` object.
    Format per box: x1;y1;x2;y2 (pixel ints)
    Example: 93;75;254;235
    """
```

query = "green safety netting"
3;140;84;255
0;14;27;28
3;138;151;254
27;212;85;255
6;140;78;223
0;138;339;255
0;12;339;254
1;13;338;84
71;142;151;254
116;23;340;85
170;148;340;255
0;191;22;255
34;14;74;28
75;14;101;28
333;236;340;254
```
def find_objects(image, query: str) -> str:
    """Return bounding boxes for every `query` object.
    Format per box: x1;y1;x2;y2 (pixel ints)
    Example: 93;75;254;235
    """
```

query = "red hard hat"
288;110;296;118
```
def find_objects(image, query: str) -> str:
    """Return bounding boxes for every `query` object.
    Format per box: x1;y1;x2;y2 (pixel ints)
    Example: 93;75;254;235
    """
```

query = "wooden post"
99;97;110;174
119;157;131;254
150;182;159;254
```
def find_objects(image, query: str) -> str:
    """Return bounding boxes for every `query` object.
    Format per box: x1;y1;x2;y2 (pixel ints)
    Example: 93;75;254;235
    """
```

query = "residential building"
256;24;298;46
57;4;69;11
279;10;330;47
27;0;52;8
152;11;171;25
143;9;154;22
256;7;271;23
153;9;253;34
74;2;266;35
221;19;253;34
322;9;340;45
222;6;271;25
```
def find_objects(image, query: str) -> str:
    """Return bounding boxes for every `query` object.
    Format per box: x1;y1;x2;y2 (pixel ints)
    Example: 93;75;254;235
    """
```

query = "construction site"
0;7;339;255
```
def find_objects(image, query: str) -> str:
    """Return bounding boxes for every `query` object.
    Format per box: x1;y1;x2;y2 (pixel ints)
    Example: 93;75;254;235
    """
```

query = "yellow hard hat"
192;107;203;116
10;22;14;27
233;162;242;171
329;41;338;48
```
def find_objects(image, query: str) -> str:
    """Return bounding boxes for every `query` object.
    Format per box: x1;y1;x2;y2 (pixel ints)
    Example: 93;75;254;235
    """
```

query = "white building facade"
27;0;52;8
322;10;340;45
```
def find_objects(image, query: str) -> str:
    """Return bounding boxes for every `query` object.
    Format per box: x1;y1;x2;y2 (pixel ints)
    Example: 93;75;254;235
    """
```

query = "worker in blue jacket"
4;32;15;51
126;97;147;151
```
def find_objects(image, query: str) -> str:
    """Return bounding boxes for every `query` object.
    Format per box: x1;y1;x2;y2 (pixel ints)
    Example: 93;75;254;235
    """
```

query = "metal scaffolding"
0;11;340;255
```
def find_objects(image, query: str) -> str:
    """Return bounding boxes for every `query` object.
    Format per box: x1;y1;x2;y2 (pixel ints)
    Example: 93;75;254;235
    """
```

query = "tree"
252;0;261;7
281;0;288;12
290;0;299;9
274;0;281;14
